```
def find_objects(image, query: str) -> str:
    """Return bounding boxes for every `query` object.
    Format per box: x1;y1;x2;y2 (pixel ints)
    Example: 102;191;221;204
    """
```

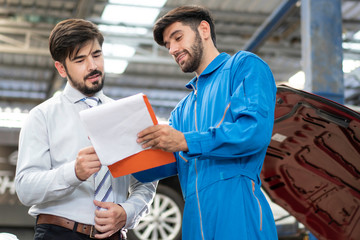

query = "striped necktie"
81;97;100;108
80;97;114;208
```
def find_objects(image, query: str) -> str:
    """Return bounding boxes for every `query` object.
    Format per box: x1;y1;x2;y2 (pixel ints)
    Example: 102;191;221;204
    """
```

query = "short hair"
153;5;216;47
49;19;104;64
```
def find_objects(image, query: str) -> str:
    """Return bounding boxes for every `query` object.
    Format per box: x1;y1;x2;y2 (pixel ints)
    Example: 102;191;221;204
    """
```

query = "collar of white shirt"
62;82;106;104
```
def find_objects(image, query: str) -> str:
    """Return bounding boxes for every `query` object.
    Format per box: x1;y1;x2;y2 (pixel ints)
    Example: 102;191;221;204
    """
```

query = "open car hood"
262;85;360;240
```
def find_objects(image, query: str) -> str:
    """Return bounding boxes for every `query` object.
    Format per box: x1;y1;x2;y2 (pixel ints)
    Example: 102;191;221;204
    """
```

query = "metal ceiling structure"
0;0;360;145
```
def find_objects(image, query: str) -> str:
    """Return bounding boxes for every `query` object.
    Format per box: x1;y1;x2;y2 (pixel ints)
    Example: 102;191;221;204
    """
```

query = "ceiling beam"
243;0;299;52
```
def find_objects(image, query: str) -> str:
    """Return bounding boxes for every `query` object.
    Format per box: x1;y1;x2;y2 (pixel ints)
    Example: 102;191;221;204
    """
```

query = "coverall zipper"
195;158;205;240
190;82;198;132
252;180;263;231
190;81;204;239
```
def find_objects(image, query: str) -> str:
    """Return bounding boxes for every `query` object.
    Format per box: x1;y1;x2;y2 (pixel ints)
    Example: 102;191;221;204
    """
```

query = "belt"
37;214;124;239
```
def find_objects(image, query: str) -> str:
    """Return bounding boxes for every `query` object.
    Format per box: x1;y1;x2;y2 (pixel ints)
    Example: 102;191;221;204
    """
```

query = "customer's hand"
75;146;101;181
137;124;188;152
94;200;127;239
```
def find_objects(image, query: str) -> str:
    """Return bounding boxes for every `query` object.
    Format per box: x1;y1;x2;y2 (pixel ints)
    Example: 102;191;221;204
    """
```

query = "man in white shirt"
15;19;157;240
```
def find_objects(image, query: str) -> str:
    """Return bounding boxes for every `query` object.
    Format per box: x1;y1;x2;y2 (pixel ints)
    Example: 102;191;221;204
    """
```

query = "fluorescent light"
343;59;360;73
99;25;148;35
109;0;167;8
105;59;129;74
343;42;360;50
288;71;305;89
103;43;135;58
102;5;160;25
103;43;135;74
353;30;360;40
101;0;167;74
0;107;28;128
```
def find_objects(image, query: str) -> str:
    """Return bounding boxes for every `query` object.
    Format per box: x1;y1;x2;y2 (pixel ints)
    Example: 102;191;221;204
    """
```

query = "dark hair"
153;5;216;47
49;19;104;64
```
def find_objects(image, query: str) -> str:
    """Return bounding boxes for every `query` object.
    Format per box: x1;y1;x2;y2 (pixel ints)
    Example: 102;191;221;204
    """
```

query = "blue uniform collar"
186;52;230;89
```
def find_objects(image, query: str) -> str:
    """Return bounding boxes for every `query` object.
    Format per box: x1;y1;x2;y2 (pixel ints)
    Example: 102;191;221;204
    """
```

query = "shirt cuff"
62;160;83;186
119;202;134;229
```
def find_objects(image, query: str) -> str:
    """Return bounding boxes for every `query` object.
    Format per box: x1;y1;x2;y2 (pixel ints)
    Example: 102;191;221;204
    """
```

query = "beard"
179;31;204;73
66;69;105;95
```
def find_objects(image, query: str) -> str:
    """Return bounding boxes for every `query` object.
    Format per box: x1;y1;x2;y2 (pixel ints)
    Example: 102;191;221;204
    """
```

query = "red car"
262;85;360;240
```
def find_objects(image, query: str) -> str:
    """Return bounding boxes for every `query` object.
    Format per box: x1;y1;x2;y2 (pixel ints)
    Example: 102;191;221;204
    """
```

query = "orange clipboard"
108;95;176;178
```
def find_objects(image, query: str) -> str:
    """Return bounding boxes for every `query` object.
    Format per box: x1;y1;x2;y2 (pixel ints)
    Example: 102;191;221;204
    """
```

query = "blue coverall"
170;51;278;240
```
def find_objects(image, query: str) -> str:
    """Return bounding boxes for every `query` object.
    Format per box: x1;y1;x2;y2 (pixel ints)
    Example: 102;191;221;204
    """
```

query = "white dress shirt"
15;82;157;228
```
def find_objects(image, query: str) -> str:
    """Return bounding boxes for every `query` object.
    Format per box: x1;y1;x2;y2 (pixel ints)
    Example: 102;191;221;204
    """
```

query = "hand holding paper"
79;93;175;178
75;146;101;181
137;124;189;152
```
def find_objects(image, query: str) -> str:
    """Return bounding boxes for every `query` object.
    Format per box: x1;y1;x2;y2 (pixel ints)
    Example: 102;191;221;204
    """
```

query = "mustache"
84;70;102;80
174;50;188;59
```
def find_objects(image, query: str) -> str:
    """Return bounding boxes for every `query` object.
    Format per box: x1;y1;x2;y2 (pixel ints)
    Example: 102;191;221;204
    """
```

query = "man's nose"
168;43;179;56
87;57;97;71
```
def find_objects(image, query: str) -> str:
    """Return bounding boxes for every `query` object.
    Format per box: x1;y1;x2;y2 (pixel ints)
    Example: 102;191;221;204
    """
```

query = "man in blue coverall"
137;5;278;239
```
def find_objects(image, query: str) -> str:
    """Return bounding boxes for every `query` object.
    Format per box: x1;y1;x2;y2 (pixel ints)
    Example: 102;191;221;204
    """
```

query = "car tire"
127;184;184;240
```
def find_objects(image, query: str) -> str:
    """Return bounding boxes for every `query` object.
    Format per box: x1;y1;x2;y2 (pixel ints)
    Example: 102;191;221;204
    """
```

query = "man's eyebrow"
71;49;102;61
169;30;181;39
71;55;85;61
93;49;102;55
164;30;182;46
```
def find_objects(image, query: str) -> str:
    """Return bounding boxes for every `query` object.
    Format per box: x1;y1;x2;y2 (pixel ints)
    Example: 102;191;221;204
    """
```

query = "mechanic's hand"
93;200;127;239
75;146;101;181
137;124;188;152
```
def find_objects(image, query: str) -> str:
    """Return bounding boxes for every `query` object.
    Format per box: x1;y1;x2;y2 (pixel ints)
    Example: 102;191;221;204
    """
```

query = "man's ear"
198;20;211;40
54;61;67;78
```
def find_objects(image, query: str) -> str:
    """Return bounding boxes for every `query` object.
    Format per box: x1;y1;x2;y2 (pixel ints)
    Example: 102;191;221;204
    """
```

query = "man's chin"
92;81;100;86
180;65;193;73
84;82;103;95
179;63;188;72
87;80;102;89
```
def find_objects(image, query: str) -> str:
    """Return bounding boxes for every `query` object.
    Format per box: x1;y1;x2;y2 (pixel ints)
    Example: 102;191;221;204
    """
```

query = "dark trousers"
34;224;123;240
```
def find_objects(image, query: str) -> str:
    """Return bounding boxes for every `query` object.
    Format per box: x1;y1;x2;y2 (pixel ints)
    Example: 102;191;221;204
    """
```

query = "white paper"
79;93;154;166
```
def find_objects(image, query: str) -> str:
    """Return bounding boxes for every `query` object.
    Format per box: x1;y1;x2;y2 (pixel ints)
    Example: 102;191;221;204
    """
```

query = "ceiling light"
0;108;28;128
288;71;305;89
343;59;360;73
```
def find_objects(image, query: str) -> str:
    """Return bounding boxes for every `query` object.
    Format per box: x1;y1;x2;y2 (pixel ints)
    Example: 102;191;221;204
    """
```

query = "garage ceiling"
0;0;359;141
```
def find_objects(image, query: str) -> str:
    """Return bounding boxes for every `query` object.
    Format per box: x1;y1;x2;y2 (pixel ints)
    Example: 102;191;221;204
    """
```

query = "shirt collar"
63;81;106;104
186;52;230;89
